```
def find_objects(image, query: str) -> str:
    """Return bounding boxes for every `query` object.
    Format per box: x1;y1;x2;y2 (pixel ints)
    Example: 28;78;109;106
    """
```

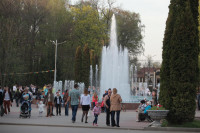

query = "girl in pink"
93;102;101;126
92;92;98;109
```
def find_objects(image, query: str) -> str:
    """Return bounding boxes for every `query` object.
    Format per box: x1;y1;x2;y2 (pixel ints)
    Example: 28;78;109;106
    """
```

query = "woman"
92;92;98;109
44;89;54;117
21;87;32;114
3;87;13;114
110;88;122;127
63;89;69;116
80;88;91;123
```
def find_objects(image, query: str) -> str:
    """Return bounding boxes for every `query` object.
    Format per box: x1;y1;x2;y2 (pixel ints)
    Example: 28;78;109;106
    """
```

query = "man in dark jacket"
0;87;3;106
54;92;62;116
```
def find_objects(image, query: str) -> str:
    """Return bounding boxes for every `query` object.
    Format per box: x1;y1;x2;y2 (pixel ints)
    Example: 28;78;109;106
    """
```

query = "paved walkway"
0;103;200;130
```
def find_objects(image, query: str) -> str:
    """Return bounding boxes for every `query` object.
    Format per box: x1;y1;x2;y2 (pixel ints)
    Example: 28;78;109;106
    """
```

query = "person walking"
54;92;62;116
0;87;4;116
3;87;13;114
63;89;69;116
66;84;80;123
44;89;54;117
92;92;98;109
93;102;101;126
14;88;21;107
104;88;112;126
80;88;91;123
110;88;122;127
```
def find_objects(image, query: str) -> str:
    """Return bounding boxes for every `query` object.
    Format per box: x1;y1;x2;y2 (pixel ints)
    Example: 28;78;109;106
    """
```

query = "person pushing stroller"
20;88;32;118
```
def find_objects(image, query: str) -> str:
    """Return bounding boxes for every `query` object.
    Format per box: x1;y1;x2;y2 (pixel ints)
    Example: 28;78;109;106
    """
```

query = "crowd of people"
0;84;158;127
0;84;124;127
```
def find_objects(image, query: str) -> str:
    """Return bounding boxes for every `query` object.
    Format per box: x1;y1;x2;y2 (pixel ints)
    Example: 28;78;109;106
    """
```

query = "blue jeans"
65;102;69;116
111;111;120;126
71;105;78;121
93;114;98;124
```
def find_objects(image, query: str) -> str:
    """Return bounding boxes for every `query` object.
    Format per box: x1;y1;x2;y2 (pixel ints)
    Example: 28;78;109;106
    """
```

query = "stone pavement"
0;102;200;131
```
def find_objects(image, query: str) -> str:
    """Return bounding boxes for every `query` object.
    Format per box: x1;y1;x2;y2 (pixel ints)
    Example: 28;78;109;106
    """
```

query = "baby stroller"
19;100;31;118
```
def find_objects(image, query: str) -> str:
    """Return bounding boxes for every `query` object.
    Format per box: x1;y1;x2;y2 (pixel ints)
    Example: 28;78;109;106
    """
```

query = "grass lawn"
162;119;200;128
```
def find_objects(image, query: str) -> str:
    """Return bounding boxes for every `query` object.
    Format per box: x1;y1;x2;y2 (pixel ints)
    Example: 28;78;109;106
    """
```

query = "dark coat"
0;90;3;105
3;91;13;102
54;96;62;105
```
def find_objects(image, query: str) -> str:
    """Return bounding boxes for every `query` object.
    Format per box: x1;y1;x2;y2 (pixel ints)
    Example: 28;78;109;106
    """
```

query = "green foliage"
161;119;169;127
82;44;90;87
115;8;144;55
0;0;144;87
168;120;200;128
150;106;166;110
160;0;199;124
74;46;82;82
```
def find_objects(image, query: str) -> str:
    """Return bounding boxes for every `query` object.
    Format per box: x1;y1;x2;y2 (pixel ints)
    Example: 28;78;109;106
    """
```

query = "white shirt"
4;92;10;101
38;103;44;112
80;94;91;106
13;86;17;92
57;96;60;104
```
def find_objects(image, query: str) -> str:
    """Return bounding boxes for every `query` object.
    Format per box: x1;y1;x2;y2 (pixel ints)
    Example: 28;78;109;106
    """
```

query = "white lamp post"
50;40;66;83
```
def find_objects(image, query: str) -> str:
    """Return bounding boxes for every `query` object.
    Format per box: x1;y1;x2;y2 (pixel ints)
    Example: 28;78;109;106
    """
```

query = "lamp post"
50;40;66;83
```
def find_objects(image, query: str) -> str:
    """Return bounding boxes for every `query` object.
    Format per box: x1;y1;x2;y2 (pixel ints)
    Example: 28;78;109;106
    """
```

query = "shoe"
72;120;75;123
95;124;98;126
59;114;61;116
116;125;120;127
85;121;88;123
81;118;83;122
106;124;110;126
136;120;140;122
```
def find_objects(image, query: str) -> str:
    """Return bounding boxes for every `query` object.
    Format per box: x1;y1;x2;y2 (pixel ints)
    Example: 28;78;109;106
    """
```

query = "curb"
1;122;200;132
144;127;200;132
0;122;144;131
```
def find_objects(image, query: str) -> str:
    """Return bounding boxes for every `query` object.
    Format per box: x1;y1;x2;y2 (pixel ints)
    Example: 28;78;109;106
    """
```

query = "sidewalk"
0;103;200;131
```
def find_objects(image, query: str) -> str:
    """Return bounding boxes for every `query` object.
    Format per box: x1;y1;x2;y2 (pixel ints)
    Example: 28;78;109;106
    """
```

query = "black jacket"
54;96;62;105
3;91;13;102
0;90;3;105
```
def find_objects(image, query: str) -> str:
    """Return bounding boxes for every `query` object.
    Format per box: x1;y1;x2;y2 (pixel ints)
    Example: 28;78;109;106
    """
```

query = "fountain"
100;15;130;103
100;15;152;106
89;65;93;89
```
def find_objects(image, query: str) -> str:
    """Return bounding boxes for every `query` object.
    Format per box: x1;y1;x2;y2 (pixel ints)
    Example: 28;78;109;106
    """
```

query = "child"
38;101;44;117
54;92;62;116
93;102;101;126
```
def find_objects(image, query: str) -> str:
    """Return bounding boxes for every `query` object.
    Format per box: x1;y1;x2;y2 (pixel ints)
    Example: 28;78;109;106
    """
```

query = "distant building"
137;67;160;92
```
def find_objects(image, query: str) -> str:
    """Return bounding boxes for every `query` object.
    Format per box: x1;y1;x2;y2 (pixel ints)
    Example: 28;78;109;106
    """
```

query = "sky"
72;0;171;63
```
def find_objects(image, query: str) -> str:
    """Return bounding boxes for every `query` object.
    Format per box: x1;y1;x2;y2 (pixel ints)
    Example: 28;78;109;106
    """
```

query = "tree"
115;8;144;55
159;0;180;111
160;0;199;123
82;44;90;87
74;46;82;82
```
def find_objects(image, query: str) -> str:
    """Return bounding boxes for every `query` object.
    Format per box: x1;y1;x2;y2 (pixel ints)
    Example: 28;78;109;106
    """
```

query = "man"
104;88;112;126
67;84;80;123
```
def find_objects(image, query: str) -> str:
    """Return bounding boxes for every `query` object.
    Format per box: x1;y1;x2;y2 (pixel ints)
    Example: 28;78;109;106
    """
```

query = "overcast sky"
72;0;171;63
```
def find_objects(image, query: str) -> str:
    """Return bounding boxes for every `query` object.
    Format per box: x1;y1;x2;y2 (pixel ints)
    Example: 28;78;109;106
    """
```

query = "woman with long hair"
80;88;91;123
